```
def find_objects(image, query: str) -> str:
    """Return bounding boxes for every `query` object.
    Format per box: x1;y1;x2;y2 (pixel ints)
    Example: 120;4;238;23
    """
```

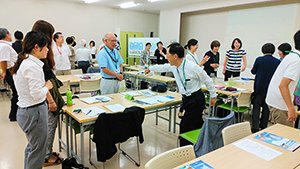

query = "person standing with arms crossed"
145;43;217;146
97;33;124;94
12;31;53;169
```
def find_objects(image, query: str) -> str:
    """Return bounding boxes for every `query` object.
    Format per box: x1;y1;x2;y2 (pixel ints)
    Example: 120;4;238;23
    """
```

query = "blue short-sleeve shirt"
97;46;124;78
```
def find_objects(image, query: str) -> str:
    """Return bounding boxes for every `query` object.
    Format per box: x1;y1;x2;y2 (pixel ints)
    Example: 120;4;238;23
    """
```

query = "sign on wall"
128;37;160;56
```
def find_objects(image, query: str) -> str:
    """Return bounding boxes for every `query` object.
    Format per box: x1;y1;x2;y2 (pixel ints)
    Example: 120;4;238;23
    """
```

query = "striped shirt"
225;49;246;72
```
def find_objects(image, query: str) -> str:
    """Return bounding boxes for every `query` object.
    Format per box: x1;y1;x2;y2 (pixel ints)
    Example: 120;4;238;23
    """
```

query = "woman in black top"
154;41;167;64
154;41;168;76
203;40;220;77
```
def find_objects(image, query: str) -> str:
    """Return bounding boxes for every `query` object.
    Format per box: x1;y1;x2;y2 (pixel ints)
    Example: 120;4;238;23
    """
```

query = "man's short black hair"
53;32;62;42
167;43;184;58
278;43;292;55
145;42;151;47
261;43;275;54
294;29;300;50
66;37;73;45
14;30;23;40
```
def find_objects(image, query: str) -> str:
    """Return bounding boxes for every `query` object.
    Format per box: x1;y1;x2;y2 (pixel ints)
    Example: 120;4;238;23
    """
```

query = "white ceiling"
60;0;223;14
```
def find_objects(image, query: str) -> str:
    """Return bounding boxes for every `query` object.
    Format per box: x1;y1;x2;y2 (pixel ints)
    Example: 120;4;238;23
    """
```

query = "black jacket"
92;106;145;162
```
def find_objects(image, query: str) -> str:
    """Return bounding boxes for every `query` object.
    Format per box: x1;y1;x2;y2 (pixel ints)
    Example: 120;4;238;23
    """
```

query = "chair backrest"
71;69;83;75
145;145;195;169
194;111;235;157
79;78;101;93
222;121;251;146
237;91;252;107
58;80;70;94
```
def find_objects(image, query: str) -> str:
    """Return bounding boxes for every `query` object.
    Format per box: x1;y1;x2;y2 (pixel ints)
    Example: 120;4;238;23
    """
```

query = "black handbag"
62;157;89;169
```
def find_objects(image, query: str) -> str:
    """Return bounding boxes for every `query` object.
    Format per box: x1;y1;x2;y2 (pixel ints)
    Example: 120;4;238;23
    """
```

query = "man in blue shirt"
97;33;124;94
251;43;280;133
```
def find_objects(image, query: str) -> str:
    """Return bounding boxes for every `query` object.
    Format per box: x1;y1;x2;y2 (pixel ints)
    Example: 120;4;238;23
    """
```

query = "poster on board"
128;37;160;56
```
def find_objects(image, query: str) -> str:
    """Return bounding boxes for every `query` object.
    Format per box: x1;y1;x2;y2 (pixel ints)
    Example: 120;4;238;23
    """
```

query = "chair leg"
117;137;140;167
57;113;62;152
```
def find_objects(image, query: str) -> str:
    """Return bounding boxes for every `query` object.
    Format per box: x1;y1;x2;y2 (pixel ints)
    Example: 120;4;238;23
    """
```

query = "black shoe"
10;118;17;122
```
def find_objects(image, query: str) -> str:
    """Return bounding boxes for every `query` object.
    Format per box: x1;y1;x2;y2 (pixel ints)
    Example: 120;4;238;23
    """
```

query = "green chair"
217;92;252;122
177;128;201;146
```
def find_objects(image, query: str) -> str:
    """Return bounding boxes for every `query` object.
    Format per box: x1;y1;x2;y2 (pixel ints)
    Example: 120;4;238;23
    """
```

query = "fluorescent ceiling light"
120;2;138;8
148;0;160;2
83;0;99;4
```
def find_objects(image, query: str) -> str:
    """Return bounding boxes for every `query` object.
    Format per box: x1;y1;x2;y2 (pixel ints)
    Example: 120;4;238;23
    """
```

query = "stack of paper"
138;91;157;96
151;95;174;103
81;107;106;117
80;95;113;104
121;91;141;96
103;104;126;113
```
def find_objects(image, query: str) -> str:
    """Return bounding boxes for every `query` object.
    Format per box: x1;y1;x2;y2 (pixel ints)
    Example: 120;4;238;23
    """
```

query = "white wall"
159;0;300;78
0;0;159;49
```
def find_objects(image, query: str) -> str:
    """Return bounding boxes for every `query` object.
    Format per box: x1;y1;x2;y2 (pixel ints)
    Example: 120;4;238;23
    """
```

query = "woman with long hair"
12;31;53;169
32;20;64;166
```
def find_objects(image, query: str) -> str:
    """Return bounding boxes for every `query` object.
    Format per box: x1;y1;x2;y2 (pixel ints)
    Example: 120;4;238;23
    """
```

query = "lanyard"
211;51;218;63
56;45;62;56
188;52;198;64
0;41;13;49
104;46;118;69
177;58;187;91
289;51;300;57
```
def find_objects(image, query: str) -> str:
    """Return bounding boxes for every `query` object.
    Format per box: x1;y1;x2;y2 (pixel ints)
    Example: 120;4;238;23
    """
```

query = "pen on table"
86;110;92;115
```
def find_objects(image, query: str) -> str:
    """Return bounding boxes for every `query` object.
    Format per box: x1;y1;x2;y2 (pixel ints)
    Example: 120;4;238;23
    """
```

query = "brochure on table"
254;132;300;152
80;95;113;104
179;160;214;169
121;91;141;97
81;107;106;117
134;95;174;105
138;91;157;96
103;104;126;113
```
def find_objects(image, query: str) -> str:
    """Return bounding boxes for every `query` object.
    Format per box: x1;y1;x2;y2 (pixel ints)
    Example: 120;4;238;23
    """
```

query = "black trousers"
251;94;269;132
180;90;205;146
5;69;18;120
224;70;240;81
78;61;90;73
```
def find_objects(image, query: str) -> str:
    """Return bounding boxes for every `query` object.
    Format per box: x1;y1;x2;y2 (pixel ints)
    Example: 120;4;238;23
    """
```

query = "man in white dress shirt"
0;28;18;121
145;43;217;146
53;32;71;75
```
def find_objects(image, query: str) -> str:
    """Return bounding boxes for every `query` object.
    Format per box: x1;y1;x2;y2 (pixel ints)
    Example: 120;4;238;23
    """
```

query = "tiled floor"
0;91;181;169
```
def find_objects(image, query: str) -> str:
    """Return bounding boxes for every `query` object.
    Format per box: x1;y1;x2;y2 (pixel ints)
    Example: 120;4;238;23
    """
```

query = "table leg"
69;116;73;156
80;124;85;165
65;114;70;158
156;109;158;125
169;106;171;132
208;96;211;117
173;106;177;133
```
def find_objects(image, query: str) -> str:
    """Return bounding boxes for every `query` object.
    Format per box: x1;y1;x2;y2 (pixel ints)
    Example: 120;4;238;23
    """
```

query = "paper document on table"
137;97;160;105
235;87;247;91
103;104;126;113
121;91;141;96
80;95;112;104
81;107;106;117
138;91;157;96
150;95;174;103
233;139;282;161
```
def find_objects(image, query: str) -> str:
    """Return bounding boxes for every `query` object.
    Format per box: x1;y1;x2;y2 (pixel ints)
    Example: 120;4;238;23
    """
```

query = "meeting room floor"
0;91;181;169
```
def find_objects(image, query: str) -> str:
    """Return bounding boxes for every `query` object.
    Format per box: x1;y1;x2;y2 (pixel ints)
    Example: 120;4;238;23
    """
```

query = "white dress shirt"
90;46;96;55
13;54;49;108
0;40;18;69
53;43;71;70
149;59;217;97
186;51;199;65
75;47;92;62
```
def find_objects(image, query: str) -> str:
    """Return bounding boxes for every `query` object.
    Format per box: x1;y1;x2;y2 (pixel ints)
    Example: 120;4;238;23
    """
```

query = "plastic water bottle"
66;88;72;106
